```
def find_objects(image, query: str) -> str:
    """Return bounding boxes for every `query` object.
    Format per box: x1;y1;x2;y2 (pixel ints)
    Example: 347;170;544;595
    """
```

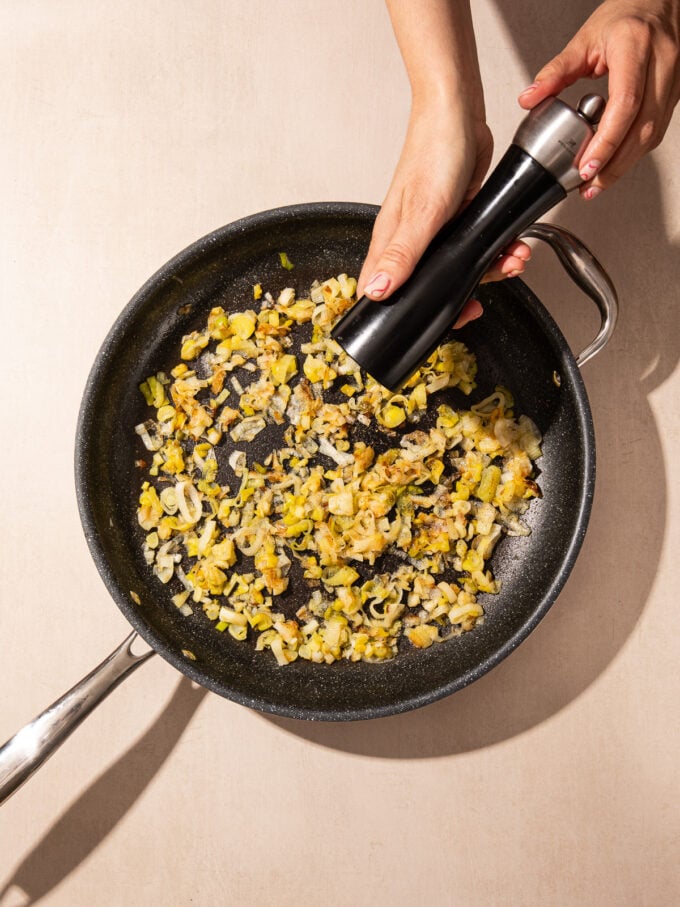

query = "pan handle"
519;222;618;367
0;632;154;806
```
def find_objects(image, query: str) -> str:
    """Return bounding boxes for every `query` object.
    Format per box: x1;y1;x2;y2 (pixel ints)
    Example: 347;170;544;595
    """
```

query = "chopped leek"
135;271;542;666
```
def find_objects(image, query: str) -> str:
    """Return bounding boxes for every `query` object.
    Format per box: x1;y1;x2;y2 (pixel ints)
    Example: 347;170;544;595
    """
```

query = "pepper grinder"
331;93;607;391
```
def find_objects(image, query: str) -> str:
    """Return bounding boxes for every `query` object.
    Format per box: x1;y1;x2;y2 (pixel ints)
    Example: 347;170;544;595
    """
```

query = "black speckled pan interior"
75;202;594;721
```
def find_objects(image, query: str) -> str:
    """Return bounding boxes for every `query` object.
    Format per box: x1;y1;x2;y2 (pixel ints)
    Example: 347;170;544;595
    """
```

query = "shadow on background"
265;0;678;757
0;678;207;906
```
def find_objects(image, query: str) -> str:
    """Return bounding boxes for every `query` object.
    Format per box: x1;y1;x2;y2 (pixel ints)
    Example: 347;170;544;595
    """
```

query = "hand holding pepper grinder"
331;93;607;392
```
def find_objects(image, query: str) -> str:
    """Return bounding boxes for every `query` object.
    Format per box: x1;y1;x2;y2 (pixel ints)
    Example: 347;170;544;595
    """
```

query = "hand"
359;0;532;328
357;103;532;327
518;0;680;199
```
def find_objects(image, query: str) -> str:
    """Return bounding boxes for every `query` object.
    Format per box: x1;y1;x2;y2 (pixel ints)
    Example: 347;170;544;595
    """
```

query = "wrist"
411;75;485;116
409;84;487;142
386;0;487;125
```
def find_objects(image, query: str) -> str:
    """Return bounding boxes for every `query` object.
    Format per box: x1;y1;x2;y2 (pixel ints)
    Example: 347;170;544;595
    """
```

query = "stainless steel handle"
520;222;618;367
0;632;154;806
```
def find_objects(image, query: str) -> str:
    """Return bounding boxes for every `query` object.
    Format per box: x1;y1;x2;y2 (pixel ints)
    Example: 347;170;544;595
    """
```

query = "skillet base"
76;203;595;720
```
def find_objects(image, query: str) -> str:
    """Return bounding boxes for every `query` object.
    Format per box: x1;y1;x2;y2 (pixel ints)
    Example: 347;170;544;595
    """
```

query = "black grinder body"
331;94;606;391
332;146;565;390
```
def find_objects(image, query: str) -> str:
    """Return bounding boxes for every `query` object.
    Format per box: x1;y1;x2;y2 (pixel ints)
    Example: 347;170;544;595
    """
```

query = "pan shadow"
0;677;207;907
263;0;678;756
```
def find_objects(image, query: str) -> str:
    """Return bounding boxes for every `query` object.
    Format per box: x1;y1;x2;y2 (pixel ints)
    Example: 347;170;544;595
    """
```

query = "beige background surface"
1;2;679;905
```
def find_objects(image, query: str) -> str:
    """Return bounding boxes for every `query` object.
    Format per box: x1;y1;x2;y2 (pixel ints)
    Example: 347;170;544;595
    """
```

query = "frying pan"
0;203;617;803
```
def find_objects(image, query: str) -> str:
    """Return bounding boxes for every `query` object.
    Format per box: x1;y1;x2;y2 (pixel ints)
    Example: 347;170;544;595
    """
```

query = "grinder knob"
512;93;606;191
578;93;606;125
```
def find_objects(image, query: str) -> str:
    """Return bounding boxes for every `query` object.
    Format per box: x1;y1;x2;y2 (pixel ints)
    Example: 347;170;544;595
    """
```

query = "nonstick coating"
76;202;595;721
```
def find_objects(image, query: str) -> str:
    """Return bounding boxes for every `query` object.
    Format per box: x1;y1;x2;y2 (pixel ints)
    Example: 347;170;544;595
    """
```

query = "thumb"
362;206;448;300
518;42;589;109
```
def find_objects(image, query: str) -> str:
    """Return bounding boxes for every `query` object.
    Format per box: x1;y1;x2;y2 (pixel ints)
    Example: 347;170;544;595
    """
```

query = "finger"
453;299;483;329
502;239;532;261
580;99;666;199
518;39;591;109
580;38;680;199
361;198;451;300
453;242;533;329
480;253;528;284
577;36;651;183
357;204;401;297
580;48;674;198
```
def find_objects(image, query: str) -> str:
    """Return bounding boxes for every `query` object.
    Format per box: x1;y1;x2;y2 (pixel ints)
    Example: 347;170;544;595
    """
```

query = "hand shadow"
263;0;678;757
0;677;208;907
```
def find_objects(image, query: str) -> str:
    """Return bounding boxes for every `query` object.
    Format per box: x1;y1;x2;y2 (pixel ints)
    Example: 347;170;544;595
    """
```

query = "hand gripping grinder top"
331;93;606;391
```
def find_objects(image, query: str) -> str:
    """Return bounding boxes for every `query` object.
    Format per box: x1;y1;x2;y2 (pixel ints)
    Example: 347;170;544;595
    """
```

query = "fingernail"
579;159;602;181
519;83;538;97
584;186;602;201
508;269;522;278
363;272;391;298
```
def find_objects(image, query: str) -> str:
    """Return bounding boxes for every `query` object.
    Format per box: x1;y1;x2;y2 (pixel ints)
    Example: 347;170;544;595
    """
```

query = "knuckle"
537;55;565;79
612;85;644;114
595;132;620;157
402;192;451;229
381;239;417;272
371;208;395;241
638;118;659;151
374;204;393;229
615;14;653;48
622;15;648;34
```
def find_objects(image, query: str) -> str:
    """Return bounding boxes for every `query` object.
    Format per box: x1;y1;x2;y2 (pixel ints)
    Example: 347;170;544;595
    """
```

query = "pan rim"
75;201;595;721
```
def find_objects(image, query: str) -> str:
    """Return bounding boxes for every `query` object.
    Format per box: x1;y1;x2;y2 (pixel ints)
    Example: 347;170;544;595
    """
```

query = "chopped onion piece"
318;437;354;467
135;422;163;451
175;481;203;524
